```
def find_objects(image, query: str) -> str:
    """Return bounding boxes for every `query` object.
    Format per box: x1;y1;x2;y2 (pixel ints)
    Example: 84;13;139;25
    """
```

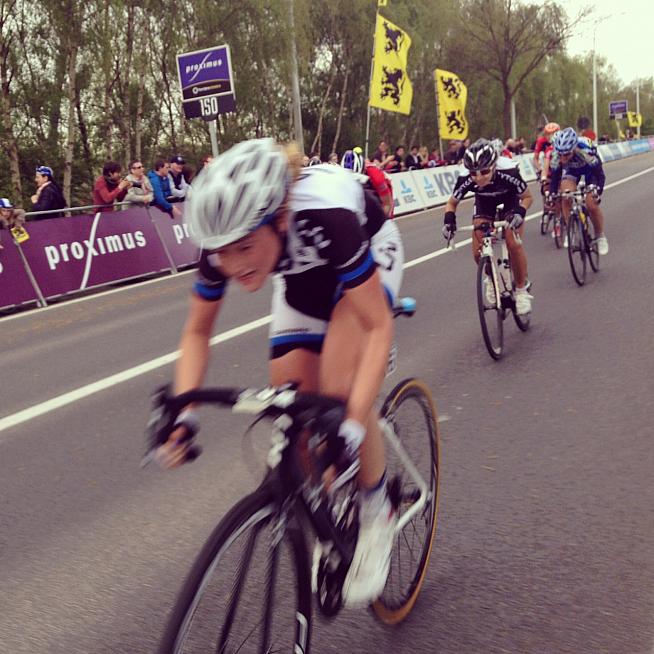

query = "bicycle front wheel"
477;256;504;360
373;378;440;625
567;211;587;286
158;487;312;654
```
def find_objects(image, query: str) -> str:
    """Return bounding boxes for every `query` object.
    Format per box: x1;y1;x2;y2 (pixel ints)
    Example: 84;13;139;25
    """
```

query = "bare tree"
459;0;589;137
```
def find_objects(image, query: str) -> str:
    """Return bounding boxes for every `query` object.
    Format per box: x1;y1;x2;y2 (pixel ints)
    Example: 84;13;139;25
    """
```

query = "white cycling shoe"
596;235;609;255
342;503;397;607
515;290;533;315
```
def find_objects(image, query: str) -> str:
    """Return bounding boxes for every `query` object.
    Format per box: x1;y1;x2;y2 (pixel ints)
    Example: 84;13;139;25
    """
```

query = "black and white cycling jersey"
193;164;403;358
452;159;528;218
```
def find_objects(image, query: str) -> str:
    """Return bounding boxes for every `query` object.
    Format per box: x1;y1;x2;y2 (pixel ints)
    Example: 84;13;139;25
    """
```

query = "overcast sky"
554;0;653;85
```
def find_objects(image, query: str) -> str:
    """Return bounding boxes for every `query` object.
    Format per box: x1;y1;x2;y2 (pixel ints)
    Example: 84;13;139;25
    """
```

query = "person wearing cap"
147;159;182;219
30;166;66;219
92;161;131;212
0;198;26;250
168;155;189;201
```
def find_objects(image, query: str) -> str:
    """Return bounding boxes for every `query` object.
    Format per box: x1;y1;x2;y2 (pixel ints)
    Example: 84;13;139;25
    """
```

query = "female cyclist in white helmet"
156;138;404;607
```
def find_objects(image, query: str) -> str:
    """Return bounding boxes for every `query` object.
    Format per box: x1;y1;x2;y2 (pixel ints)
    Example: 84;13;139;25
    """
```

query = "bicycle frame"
459;219;519;309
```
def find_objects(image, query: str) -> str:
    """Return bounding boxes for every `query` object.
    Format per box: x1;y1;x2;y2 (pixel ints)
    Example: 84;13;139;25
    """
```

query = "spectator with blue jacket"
147;159;182;218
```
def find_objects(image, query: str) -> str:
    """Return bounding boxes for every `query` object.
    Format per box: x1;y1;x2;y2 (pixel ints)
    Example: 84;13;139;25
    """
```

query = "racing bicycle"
450;216;530;360
144;299;441;654
555;181;600;286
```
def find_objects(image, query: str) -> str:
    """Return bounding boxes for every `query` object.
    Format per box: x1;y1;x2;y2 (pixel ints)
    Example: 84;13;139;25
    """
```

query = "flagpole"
364;7;380;160
433;73;444;161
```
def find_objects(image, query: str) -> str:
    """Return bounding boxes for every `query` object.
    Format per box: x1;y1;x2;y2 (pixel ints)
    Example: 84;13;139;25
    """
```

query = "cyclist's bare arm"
340;271;393;426
519;187;533;212
444;195;459;214
175;294;222;396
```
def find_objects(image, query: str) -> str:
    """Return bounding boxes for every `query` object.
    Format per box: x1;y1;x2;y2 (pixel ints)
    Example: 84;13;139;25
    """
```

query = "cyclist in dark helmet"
441;138;534;314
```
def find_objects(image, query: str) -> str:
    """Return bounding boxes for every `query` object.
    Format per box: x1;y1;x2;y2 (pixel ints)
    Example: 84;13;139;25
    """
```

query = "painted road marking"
0;166;652;436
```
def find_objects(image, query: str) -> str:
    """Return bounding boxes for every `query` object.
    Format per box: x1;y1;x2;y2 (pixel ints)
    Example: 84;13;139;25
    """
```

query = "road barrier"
2;138;652;311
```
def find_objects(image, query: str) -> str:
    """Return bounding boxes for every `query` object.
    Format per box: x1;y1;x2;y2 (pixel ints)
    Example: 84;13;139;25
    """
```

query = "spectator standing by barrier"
428;148;447;167
0;197;26;250
92;161;131;212
168;155;189;201
386;145;405;173
405;145;421;170
148;159;182;219
371;140;394;169
125;160;153;205
328;152;339;164
443;141;461;165
30;166;66;219
418;145;429;167
201;154;214;169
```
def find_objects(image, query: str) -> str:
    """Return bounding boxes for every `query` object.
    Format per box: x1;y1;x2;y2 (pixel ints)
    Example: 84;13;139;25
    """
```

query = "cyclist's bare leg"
506;225;528;288
586;192;605;235
560;178;576;226
269;348;319;392
320;297;386;489
471;216;493;265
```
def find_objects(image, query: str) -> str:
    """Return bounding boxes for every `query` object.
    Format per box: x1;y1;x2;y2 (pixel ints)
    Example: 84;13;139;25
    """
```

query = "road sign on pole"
176;45;236;125
609;100;628;120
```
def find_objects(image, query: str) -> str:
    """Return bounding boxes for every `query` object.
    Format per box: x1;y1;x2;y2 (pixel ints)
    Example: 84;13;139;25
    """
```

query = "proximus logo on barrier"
44;231;147;271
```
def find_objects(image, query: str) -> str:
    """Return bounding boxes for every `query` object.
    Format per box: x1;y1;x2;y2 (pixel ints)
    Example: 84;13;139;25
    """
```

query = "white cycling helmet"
187;138;289;249
553;127;578;154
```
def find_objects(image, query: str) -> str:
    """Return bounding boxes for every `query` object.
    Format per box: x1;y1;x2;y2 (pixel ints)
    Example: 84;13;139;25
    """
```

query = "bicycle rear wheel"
373;378;440;625
158;487;311;654
583;211;600;272
477;256;504;360
567;211;586;286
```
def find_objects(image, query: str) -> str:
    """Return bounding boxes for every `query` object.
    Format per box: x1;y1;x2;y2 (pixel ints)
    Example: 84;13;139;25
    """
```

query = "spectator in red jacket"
92;161;131;212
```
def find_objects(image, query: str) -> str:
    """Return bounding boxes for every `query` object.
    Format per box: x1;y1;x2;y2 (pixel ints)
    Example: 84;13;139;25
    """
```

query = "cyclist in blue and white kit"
154;138;404;607
549;127;608;254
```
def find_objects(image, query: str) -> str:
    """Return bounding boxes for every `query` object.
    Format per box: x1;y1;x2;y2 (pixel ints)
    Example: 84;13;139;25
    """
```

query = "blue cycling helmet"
340;148;365;174
553;127;578;154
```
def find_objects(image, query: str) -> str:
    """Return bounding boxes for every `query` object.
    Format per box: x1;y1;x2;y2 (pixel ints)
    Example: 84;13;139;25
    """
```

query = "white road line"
0;165;652;436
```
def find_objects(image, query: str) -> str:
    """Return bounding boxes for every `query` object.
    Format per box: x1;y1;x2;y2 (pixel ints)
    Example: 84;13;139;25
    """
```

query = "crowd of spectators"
1;153;212;221
301;134;542;172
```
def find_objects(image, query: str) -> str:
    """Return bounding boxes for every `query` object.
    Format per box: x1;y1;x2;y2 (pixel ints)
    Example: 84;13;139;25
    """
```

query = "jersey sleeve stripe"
337;251;375;283
193;281;225;301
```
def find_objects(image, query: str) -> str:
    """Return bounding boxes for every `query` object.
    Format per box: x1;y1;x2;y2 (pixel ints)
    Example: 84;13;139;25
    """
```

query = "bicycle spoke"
217;523;262;652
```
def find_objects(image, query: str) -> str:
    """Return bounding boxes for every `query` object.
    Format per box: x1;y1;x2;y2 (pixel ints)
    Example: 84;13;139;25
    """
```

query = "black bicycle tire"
372;377;440;625
567;210;586;286
158;487;312;654
540;212;548;235
583;210;600;272
476;256;504;360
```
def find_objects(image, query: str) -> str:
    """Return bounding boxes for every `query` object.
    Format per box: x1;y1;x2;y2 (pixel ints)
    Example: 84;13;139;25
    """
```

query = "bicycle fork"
379;418;430;534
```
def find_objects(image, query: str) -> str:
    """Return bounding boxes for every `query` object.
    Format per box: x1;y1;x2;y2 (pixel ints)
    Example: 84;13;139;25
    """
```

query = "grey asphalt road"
1;153;653;654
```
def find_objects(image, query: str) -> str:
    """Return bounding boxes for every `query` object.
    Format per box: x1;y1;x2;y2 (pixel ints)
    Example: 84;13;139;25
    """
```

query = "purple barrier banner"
0;238;39;309
147;204;200;268
648;137;654;150
18;209;172;299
